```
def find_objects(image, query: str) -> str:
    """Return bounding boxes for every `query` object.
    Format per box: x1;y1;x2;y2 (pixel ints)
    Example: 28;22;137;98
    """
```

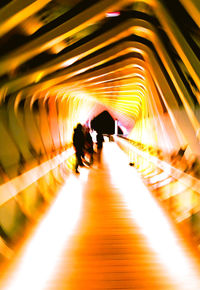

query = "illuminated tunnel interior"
0;0;200;287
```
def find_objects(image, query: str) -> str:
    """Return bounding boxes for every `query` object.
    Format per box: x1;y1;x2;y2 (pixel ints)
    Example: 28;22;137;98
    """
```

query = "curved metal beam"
0;0;129;74
0;0;51;37
179;0;200;28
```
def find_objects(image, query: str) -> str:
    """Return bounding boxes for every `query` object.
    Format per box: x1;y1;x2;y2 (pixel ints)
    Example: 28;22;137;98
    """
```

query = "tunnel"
0;0;200;289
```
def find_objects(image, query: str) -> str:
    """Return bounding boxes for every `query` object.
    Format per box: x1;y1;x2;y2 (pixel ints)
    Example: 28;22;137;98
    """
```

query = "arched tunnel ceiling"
2;0;200;274
0;0;200;134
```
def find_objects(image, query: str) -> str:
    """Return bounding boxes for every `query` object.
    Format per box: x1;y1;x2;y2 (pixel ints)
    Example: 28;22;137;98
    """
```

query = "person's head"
77;123;82;130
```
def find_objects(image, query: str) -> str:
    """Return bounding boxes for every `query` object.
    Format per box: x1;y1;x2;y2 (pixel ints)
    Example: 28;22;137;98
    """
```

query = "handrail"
0;147;74;207
115;135;200;195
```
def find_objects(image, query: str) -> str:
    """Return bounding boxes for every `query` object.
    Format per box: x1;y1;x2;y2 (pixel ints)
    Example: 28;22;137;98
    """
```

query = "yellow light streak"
0;148;74;206
49;41;67;54
61;56;79;68
20;17;43;35
91;80;146;91
0;0;51;37
93;90;145;95
35;72;44;83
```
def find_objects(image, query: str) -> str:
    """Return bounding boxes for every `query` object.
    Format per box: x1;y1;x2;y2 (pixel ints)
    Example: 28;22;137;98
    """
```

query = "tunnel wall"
0;93;97;257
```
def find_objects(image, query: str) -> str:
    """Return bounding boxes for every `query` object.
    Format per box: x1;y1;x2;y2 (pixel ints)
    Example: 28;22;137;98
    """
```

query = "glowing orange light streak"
61;56;79;68
91;81;146;91
0;148;74;206
116;137;200;199
1;173;86;290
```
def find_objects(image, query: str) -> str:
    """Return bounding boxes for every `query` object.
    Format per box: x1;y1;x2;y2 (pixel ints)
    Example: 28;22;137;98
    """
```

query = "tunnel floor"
1;141;200;289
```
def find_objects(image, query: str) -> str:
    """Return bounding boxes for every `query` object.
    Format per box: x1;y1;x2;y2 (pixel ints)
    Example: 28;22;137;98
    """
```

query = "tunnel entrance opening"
90;110;123;134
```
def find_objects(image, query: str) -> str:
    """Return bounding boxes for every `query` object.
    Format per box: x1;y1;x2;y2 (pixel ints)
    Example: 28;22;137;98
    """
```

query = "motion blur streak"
105;143;200;289
0;148;74;206
2;173;87;290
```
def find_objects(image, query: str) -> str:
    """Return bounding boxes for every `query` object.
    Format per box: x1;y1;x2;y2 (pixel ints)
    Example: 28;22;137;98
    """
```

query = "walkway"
0;141;200;289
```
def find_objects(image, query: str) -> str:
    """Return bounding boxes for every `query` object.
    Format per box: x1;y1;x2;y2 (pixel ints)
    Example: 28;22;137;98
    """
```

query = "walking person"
96;130;104;164
85;127;94;166
73;123;85;173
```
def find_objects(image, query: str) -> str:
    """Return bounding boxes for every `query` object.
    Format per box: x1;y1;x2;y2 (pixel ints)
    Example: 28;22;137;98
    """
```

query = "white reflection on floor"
2;172;88;290
105;142;200;289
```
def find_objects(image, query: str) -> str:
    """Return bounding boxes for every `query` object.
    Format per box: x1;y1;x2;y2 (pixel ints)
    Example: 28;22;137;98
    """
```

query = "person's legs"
97;147;102;163
79;150;85;166
75;152;79;173
75;151;83;173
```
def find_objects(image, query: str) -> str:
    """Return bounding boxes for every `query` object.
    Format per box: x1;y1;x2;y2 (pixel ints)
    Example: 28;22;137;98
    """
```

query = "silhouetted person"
171;145;188;171
73;124;85;173
177;146;187;159
96;130;104;163
85;127;94;166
